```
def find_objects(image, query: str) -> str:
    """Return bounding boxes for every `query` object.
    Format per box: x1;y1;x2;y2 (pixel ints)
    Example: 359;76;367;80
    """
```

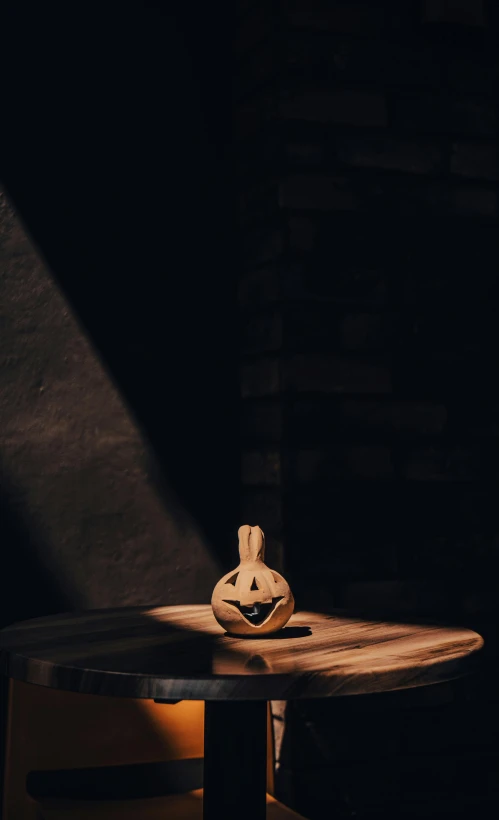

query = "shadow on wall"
0;188;222;620
0;479;72;629
0;4;238;600
0;2;238;573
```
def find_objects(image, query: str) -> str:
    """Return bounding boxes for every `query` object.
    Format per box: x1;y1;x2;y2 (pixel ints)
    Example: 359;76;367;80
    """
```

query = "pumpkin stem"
238;524;265;563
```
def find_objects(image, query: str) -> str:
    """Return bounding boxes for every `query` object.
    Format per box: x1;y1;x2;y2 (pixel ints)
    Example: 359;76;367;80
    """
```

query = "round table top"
0;605;484;700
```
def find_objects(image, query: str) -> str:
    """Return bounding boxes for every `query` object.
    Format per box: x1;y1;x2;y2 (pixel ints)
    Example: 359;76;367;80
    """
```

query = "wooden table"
0;605;484;820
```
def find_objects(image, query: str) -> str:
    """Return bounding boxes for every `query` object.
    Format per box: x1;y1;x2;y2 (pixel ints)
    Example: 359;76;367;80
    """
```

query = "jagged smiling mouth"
222;597;284;626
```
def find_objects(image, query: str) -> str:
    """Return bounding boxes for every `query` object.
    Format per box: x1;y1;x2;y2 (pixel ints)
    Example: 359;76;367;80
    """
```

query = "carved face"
211;525;294;636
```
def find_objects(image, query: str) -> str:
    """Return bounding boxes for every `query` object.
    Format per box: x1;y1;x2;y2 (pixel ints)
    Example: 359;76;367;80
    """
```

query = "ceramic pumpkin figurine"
211;524;294;636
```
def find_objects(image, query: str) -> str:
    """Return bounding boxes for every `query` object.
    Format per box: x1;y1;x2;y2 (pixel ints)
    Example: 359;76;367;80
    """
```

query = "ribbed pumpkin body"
211;525;294;636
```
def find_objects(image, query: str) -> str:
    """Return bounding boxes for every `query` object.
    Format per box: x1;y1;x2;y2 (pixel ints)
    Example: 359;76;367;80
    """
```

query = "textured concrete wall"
0;187;220;623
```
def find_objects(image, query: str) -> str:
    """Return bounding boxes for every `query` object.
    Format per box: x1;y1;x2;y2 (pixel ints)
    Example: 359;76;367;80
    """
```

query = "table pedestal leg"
203;700;268;820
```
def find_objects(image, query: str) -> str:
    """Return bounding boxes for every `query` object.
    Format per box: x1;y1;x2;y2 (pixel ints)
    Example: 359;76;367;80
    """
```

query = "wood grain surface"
0;605;484;700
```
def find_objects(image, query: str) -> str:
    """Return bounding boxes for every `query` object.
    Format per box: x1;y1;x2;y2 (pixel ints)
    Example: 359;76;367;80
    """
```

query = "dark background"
236;1;499;817
2;1;499;818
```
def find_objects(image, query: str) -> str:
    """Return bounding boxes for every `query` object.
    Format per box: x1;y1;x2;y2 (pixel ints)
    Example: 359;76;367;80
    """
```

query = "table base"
203;700;268;820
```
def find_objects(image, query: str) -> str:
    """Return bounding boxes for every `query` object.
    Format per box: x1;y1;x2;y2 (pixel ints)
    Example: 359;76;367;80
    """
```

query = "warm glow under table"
0;605;484;820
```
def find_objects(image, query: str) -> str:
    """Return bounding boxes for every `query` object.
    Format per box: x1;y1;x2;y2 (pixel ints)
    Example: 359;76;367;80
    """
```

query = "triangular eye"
226;572;239;586
250;577;259;591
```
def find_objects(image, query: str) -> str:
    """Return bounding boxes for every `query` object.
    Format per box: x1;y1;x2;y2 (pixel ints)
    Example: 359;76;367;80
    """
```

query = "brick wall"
235;1;499;817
